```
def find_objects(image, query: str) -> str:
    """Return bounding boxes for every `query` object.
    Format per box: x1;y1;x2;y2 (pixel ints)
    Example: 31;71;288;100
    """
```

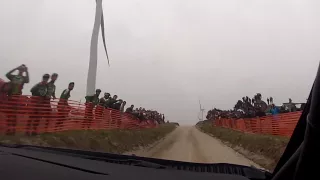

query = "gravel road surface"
131;126;261;167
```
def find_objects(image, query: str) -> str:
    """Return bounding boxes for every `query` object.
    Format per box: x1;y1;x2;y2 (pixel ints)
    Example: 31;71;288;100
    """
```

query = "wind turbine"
86;0;109;97
198;100;205;121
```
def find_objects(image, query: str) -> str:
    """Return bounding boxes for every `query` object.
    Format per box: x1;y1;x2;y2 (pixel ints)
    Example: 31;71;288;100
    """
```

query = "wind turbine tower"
199;100;205;121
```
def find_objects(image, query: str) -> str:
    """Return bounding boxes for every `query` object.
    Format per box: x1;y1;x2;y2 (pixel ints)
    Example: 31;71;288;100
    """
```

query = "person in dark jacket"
27;74;50;135
113;99;123;110
125;104;134;113
109;95;118;109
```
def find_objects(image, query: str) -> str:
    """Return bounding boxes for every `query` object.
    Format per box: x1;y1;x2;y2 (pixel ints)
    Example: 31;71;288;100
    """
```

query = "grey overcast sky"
0;0;319;124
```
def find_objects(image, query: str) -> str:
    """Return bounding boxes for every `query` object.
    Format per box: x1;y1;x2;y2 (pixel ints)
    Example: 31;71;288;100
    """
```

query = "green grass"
197;122;289;171
0;124;177;154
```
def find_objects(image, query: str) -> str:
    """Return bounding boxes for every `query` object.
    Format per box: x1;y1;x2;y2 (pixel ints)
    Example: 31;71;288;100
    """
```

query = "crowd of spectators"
0;64;165;135
206;93;306;120
84;89;165;124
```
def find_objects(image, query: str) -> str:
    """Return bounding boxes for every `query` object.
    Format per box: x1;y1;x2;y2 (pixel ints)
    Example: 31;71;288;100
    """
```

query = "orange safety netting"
0;95;157;135
214;111;301;137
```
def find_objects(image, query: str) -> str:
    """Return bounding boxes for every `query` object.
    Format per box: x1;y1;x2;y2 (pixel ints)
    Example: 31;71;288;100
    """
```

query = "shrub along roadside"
197;122;289;171
0;124;177;154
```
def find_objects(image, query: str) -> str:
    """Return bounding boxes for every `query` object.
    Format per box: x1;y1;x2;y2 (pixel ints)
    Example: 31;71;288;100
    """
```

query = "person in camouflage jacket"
27;74;50;135
56;82;74;130
84;89;101;128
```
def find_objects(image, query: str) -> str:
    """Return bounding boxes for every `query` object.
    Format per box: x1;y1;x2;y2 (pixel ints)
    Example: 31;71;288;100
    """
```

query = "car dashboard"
0;145;270;180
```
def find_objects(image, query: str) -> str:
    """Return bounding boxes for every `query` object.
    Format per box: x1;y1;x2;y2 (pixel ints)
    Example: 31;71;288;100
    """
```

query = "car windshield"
0;0;317;173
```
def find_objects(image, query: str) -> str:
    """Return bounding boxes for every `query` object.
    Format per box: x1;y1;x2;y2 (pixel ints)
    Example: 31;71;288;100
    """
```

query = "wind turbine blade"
86;0;103;96
100;8;110;66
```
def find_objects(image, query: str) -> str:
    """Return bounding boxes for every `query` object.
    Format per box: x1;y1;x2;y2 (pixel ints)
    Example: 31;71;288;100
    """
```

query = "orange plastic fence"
214;112;301;137
0;95;157;135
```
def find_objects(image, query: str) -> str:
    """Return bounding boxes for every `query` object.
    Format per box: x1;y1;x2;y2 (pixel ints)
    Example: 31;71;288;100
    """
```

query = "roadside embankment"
0;124;177;154
197;121;289;171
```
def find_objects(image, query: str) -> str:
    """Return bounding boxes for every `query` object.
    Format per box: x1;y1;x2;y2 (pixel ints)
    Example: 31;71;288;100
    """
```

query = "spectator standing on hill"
109;95;118;109
97;92;110;119
99;93;110;107
46;73;58;100
125;104;134;113
6;64;29;96
270;104;279;115
56;82;74;130
31;74;50;97
120;101;126;113
113;99;123;126
85;89;101;105
84;89;101;128
139;108;146;121
113;99;123;110
104;96;113;108
254;93;267;117
43;73;58;129
28;74;50;135
287;98;297;112
59;82;74;101
4;65;29;134
270;104;280;121
132;108;139;118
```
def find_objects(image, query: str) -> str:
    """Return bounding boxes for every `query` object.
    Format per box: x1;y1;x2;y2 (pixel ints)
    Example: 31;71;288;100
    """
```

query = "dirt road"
131;126;261;167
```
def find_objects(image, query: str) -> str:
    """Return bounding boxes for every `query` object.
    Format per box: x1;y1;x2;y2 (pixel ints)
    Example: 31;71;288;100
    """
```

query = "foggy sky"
0;0;319;124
